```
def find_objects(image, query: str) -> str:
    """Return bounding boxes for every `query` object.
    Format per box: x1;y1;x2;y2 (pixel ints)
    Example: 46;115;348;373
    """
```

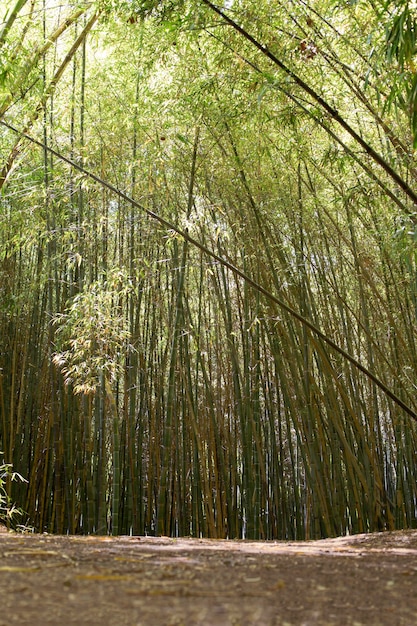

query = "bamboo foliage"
0;0;417;538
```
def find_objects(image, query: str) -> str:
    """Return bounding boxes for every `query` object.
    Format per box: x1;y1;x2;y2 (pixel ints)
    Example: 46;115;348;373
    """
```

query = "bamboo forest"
1;0;417;540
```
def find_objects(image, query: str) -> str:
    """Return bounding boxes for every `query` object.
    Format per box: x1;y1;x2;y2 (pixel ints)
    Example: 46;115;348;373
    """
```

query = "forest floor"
0;528;417;625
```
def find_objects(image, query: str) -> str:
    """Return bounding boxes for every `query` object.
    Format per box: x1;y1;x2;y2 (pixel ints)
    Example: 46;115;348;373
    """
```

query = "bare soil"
1;528;417;625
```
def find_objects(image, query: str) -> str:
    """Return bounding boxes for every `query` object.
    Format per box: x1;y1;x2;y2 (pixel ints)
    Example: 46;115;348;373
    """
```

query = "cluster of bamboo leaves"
0;0;417;538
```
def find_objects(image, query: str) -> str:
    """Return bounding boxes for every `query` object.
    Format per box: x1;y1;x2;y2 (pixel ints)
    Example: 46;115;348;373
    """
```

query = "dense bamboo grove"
1;0;417;538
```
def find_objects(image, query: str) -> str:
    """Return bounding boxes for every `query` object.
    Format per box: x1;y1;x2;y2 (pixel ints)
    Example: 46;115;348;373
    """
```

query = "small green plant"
0;453;27;529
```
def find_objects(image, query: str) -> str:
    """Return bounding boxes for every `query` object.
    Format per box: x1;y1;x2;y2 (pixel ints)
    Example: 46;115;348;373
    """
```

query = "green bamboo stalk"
156;127;200;535
0;0;29;47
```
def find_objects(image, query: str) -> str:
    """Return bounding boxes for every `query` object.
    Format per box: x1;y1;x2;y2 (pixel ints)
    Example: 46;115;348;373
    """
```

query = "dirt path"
1;529;417;625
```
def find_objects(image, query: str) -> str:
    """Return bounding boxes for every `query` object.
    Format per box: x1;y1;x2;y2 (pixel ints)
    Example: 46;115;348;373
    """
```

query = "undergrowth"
0;453;27;530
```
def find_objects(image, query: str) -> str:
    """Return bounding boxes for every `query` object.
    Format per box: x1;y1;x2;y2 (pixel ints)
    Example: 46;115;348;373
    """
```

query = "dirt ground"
1;528;417;625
